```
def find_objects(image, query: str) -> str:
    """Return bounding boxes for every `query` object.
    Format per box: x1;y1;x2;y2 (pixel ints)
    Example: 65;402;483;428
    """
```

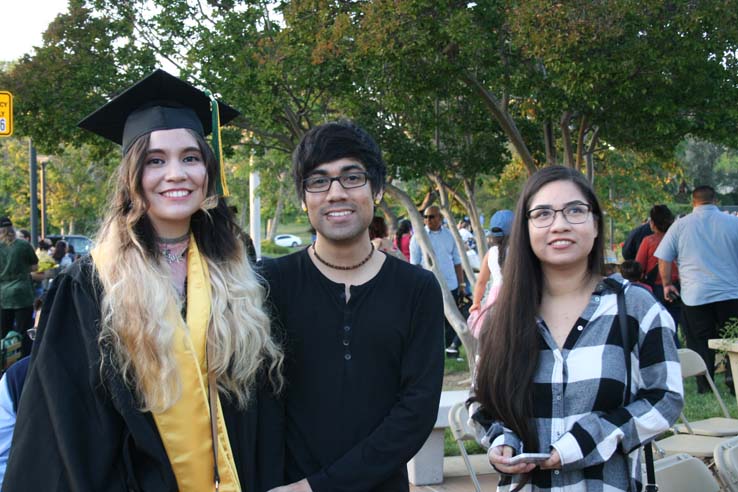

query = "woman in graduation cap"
3;70;284;492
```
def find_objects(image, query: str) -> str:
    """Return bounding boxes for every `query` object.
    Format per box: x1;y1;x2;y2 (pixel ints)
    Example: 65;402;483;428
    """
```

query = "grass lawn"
442;352;738;457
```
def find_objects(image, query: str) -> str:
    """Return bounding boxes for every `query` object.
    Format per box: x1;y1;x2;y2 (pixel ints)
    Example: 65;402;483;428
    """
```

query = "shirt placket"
341;289;353;363
551;347;566;490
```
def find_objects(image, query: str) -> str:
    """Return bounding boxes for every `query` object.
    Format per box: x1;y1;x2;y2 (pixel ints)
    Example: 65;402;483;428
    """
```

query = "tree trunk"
459;71;538;176
377;198;398;235
462;178;488;258
384;183;477;369
560;111;575;168
430;174;477;287
446;182;488;258
575;115;588;172
544;120;557;165
585;127;601;184
417;190;436;211
266;181;286;242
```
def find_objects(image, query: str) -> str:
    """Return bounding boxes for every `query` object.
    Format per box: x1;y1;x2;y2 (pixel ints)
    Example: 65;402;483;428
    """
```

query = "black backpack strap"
602;277;657;491
644;265;659;287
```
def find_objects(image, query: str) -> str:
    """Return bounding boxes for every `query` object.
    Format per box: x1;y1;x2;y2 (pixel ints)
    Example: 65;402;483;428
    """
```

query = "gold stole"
151;237;241;491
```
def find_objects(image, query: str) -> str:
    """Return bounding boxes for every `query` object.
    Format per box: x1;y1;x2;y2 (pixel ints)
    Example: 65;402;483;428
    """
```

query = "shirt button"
556;396;562;401
554;470;560;475
343;339;350;346
344;353;352;360
577;325;583;331
344;325;351;332
594;296;600;302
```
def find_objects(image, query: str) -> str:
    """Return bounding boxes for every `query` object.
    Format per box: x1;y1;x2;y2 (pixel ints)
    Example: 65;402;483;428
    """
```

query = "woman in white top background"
467;209;513;338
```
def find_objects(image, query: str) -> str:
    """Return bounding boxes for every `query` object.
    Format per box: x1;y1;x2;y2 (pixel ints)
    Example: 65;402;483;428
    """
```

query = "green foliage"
0;1;157;154
260;240;290;256
0;138;115;235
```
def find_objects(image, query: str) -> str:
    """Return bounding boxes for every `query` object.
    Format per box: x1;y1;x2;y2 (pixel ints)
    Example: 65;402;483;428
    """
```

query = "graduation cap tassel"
205;90;230;197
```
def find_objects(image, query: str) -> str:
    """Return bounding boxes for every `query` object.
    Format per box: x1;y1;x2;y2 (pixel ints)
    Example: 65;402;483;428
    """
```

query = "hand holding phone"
507;452;551;465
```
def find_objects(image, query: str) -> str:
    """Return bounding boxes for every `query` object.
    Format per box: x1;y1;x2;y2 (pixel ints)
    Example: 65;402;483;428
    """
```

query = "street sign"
0;91;13;137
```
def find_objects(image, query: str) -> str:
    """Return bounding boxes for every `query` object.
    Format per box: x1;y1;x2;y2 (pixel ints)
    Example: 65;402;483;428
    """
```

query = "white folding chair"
714;435;738;491
673;348;738;437
447;401;482;492
651;453;720;492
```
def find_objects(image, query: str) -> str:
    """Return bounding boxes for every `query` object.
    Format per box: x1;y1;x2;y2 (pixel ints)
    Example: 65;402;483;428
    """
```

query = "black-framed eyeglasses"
423;214;437;219
303;172;369;193
526;203;592;228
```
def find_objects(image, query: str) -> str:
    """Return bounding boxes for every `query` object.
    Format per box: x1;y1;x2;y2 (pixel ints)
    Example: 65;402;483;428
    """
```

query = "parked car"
46;234;94;257
274;234;303;248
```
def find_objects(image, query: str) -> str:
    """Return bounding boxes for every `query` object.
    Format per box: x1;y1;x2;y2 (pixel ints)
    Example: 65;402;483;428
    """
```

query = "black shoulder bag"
603;278;657;492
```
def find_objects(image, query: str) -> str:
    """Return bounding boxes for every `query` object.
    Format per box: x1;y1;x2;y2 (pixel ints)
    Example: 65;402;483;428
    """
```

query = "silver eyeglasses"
526;203;592;228
303;172;369;193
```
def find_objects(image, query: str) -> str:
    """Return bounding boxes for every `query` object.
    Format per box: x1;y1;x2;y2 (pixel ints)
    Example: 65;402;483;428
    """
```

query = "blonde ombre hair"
93;130;282;412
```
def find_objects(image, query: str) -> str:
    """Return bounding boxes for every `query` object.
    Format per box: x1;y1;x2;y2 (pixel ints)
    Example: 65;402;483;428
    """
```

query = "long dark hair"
490;234;509;268
53;240;68;262
473;166;604;452
395;219;411;246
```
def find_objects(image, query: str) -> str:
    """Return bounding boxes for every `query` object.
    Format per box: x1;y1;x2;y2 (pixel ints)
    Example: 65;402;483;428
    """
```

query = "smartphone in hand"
507;452;551;465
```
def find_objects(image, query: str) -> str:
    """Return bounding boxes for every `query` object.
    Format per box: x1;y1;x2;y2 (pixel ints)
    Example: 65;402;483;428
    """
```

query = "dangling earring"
302;203;308;212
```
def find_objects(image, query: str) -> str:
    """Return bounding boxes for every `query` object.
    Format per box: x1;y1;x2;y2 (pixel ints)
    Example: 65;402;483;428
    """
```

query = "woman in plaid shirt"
474;166;683;491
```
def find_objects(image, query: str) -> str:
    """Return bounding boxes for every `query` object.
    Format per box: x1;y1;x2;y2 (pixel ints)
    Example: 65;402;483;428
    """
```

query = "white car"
274;234;303;248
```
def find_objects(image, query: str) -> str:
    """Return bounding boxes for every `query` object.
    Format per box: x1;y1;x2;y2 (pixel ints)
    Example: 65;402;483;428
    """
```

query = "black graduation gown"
2;259;283;492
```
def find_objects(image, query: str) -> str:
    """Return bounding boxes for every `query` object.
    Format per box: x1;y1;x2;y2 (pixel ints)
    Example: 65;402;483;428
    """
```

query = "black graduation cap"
78;69;239;195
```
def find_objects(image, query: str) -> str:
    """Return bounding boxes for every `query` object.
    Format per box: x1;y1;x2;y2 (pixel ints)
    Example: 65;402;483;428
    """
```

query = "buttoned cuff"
551;432;582;467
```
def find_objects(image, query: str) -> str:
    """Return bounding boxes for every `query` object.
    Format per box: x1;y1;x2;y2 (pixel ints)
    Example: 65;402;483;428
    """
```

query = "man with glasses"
262;121;444;492
409;206;465;356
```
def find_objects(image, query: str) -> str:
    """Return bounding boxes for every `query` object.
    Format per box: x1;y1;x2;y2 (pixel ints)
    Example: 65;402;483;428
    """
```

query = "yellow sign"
0;92;13;137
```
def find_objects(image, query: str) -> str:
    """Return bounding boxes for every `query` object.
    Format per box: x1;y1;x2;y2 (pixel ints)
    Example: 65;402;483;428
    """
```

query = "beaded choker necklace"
157;233;190;265
311;243;374;271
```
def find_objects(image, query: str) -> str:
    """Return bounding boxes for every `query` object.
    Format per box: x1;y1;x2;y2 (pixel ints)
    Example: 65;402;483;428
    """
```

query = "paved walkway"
410;454;500;491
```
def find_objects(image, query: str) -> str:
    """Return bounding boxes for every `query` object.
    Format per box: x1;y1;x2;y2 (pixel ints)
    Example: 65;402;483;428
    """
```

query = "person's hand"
267;479;312;492
663;284;680;303
487;445;537;475
539;449;561;470
469;302;480;313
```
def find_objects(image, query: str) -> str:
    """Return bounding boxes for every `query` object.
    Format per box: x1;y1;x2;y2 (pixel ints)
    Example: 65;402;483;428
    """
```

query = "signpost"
0;91;12;137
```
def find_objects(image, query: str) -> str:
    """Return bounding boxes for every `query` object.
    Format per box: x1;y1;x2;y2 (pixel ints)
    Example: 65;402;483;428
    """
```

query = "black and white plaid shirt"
487;278;684;492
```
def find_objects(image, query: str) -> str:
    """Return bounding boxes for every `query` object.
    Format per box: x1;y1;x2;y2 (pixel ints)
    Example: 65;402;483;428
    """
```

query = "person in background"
393;219;412;260
619;260;653;293
474;166;682;492
457;219;476;251
468;210;513;338
0;217;38;357
655;186;738;395
3;69;284;492
621;219;652;260
410;205;464;357
635;205;680;330
0;297;40;487
51;240;69;267
15;231;30;243
369;216;405;260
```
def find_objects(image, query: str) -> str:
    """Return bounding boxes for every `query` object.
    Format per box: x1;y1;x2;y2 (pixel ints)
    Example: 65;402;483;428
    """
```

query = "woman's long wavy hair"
0;226;15;245
473;166;604;452
92;129;283;413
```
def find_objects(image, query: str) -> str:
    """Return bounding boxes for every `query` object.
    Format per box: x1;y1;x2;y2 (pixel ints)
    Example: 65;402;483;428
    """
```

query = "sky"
1;0;70;62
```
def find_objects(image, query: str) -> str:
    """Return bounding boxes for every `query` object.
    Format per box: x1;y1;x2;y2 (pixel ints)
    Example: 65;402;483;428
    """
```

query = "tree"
0;0;157;154
353;0;738;178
